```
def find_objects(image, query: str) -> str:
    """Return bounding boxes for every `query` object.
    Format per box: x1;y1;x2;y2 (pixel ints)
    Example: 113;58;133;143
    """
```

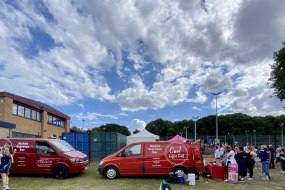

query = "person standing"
214;144;221;162
224;145;236;181
246;145;257;180
268;144;275;169
280;146;285;174
0;147;12;190
258;145;270;180
275;145;282;167
234;146;247;182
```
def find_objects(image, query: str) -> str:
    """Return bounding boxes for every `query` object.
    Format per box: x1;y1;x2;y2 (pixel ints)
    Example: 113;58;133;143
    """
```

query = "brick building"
0;92;70;138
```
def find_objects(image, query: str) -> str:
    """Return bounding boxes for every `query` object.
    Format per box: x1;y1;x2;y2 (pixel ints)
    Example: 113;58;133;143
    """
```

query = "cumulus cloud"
128;118;146;131
0;0;284;121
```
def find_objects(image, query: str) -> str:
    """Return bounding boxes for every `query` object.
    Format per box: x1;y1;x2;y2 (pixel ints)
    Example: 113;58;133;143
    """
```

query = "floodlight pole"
280;123;284;147
192;116;199;141
211;92;222;144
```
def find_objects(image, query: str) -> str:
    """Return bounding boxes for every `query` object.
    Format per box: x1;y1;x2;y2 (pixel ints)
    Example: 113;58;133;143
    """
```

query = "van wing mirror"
119;152;126;157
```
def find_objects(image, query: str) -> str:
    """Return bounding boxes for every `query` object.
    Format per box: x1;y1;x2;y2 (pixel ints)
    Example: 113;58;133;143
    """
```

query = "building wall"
0;95;70;138
0;127;10;137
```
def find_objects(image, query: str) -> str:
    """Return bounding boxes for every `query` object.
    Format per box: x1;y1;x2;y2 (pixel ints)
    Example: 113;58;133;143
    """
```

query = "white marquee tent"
127;129;159;144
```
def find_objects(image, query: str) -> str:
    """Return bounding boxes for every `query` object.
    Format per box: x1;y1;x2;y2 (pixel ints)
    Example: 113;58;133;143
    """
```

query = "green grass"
7;160;285;190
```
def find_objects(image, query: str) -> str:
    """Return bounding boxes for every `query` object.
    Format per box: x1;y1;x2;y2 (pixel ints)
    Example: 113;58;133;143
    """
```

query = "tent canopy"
127;129;159;144
167;134;187;142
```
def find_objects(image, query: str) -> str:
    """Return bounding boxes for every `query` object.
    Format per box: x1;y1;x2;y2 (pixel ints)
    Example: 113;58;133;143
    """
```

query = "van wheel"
105;166;119;179
173;167;186;177
53;165;69;179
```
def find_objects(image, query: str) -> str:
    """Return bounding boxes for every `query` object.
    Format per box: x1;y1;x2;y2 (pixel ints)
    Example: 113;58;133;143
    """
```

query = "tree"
133;129;140;134
91;123;131;136
269;42;285;101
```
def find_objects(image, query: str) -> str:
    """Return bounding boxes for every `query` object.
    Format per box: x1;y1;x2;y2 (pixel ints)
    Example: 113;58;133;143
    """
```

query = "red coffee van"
98;140;204;179
0;138;90;179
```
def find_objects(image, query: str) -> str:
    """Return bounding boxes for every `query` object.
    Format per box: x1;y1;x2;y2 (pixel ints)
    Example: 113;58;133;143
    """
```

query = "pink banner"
228;163;238;183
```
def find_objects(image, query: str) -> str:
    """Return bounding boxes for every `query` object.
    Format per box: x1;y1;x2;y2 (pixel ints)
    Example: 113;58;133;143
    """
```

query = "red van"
98;140;204;179
0;138;90;179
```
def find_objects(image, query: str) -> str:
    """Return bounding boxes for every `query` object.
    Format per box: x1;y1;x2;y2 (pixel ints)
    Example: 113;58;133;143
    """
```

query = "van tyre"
53;165;69;179
173;167;186;177
105;166;119;179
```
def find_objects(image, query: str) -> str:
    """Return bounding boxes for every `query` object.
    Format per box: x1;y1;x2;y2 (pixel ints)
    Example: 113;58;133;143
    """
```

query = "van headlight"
70;158;81;163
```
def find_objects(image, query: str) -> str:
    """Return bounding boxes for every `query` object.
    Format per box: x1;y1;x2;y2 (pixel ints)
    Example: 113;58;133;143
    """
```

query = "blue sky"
1;0;285;133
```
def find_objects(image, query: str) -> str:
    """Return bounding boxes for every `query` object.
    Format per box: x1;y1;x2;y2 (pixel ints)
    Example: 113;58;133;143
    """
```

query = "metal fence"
198;135;284;147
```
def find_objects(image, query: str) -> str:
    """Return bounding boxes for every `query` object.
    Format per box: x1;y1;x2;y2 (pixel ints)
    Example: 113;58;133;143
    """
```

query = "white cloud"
129;119;146;131
0;0;284;119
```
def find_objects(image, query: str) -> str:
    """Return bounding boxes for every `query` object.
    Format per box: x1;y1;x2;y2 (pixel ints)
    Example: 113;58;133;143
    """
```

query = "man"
268;144;275;169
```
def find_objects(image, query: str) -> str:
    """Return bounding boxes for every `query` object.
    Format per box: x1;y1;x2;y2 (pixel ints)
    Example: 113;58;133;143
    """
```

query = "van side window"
125;144;141;157
36;142;55;154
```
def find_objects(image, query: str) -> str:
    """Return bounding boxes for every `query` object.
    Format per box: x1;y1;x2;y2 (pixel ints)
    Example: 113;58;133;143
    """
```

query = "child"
0;147;12;190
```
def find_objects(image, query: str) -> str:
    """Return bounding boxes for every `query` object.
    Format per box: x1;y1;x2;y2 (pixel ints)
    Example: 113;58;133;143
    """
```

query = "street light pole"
253;130;256;147
184;126;189;139
211;92;222;144
192;116;199;141
245;130;249;145
280;123;284;147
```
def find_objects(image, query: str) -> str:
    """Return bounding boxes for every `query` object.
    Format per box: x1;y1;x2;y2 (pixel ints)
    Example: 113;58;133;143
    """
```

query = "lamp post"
184;126;189;139
245;130;249;145
82;119;85;132
280;123;284;147
253;130;256;147
211;91;222;144
192;116;199;141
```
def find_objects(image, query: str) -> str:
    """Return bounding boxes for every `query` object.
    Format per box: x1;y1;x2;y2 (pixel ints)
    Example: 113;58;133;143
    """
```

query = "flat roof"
0;92;70;120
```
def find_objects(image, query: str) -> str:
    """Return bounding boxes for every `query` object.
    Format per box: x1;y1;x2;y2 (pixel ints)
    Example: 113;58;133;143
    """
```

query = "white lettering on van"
16;142;30;152
17;156;26;167
152;158;161;167
36;158;52;168
169;146;181;154
164;142;188;165
148;144;162;154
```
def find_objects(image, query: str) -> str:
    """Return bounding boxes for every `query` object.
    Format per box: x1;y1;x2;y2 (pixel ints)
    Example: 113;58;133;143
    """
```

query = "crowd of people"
0;140;15;190
213;143;285;182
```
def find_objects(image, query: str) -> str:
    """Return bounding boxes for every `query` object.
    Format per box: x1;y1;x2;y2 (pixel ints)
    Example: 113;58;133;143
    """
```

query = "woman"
0;147;12;190
224;145;237;181
246;145;257;180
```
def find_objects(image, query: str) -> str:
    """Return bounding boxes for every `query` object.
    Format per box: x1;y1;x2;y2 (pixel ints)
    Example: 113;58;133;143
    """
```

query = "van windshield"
50;140;75;152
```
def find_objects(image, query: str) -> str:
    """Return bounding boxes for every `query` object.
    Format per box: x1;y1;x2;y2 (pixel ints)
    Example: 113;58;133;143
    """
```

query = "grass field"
7;159;285;190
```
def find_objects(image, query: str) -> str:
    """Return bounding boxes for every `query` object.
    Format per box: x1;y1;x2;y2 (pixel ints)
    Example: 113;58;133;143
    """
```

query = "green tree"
133;129;140;134
145;119;174;136
91;123;131;136
269;42;285;101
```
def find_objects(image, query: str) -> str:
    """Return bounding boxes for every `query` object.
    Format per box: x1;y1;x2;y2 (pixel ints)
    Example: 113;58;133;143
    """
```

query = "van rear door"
193;140;204;172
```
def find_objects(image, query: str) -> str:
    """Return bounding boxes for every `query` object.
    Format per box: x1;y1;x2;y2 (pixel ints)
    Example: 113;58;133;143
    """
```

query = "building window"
47;114;65;128
24;108;31;119
18;105;24;117
12;104;17;115
12;102;42;122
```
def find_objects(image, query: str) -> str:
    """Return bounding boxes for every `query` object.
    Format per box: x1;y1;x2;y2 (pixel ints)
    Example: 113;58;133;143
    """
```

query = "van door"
11;139;35;174
143;143;171;175
193;140;204;172
117;143;144;175
31;141;58;174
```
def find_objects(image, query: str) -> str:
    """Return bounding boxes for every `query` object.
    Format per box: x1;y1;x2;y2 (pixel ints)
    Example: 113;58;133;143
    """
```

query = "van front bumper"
70;160;90;174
